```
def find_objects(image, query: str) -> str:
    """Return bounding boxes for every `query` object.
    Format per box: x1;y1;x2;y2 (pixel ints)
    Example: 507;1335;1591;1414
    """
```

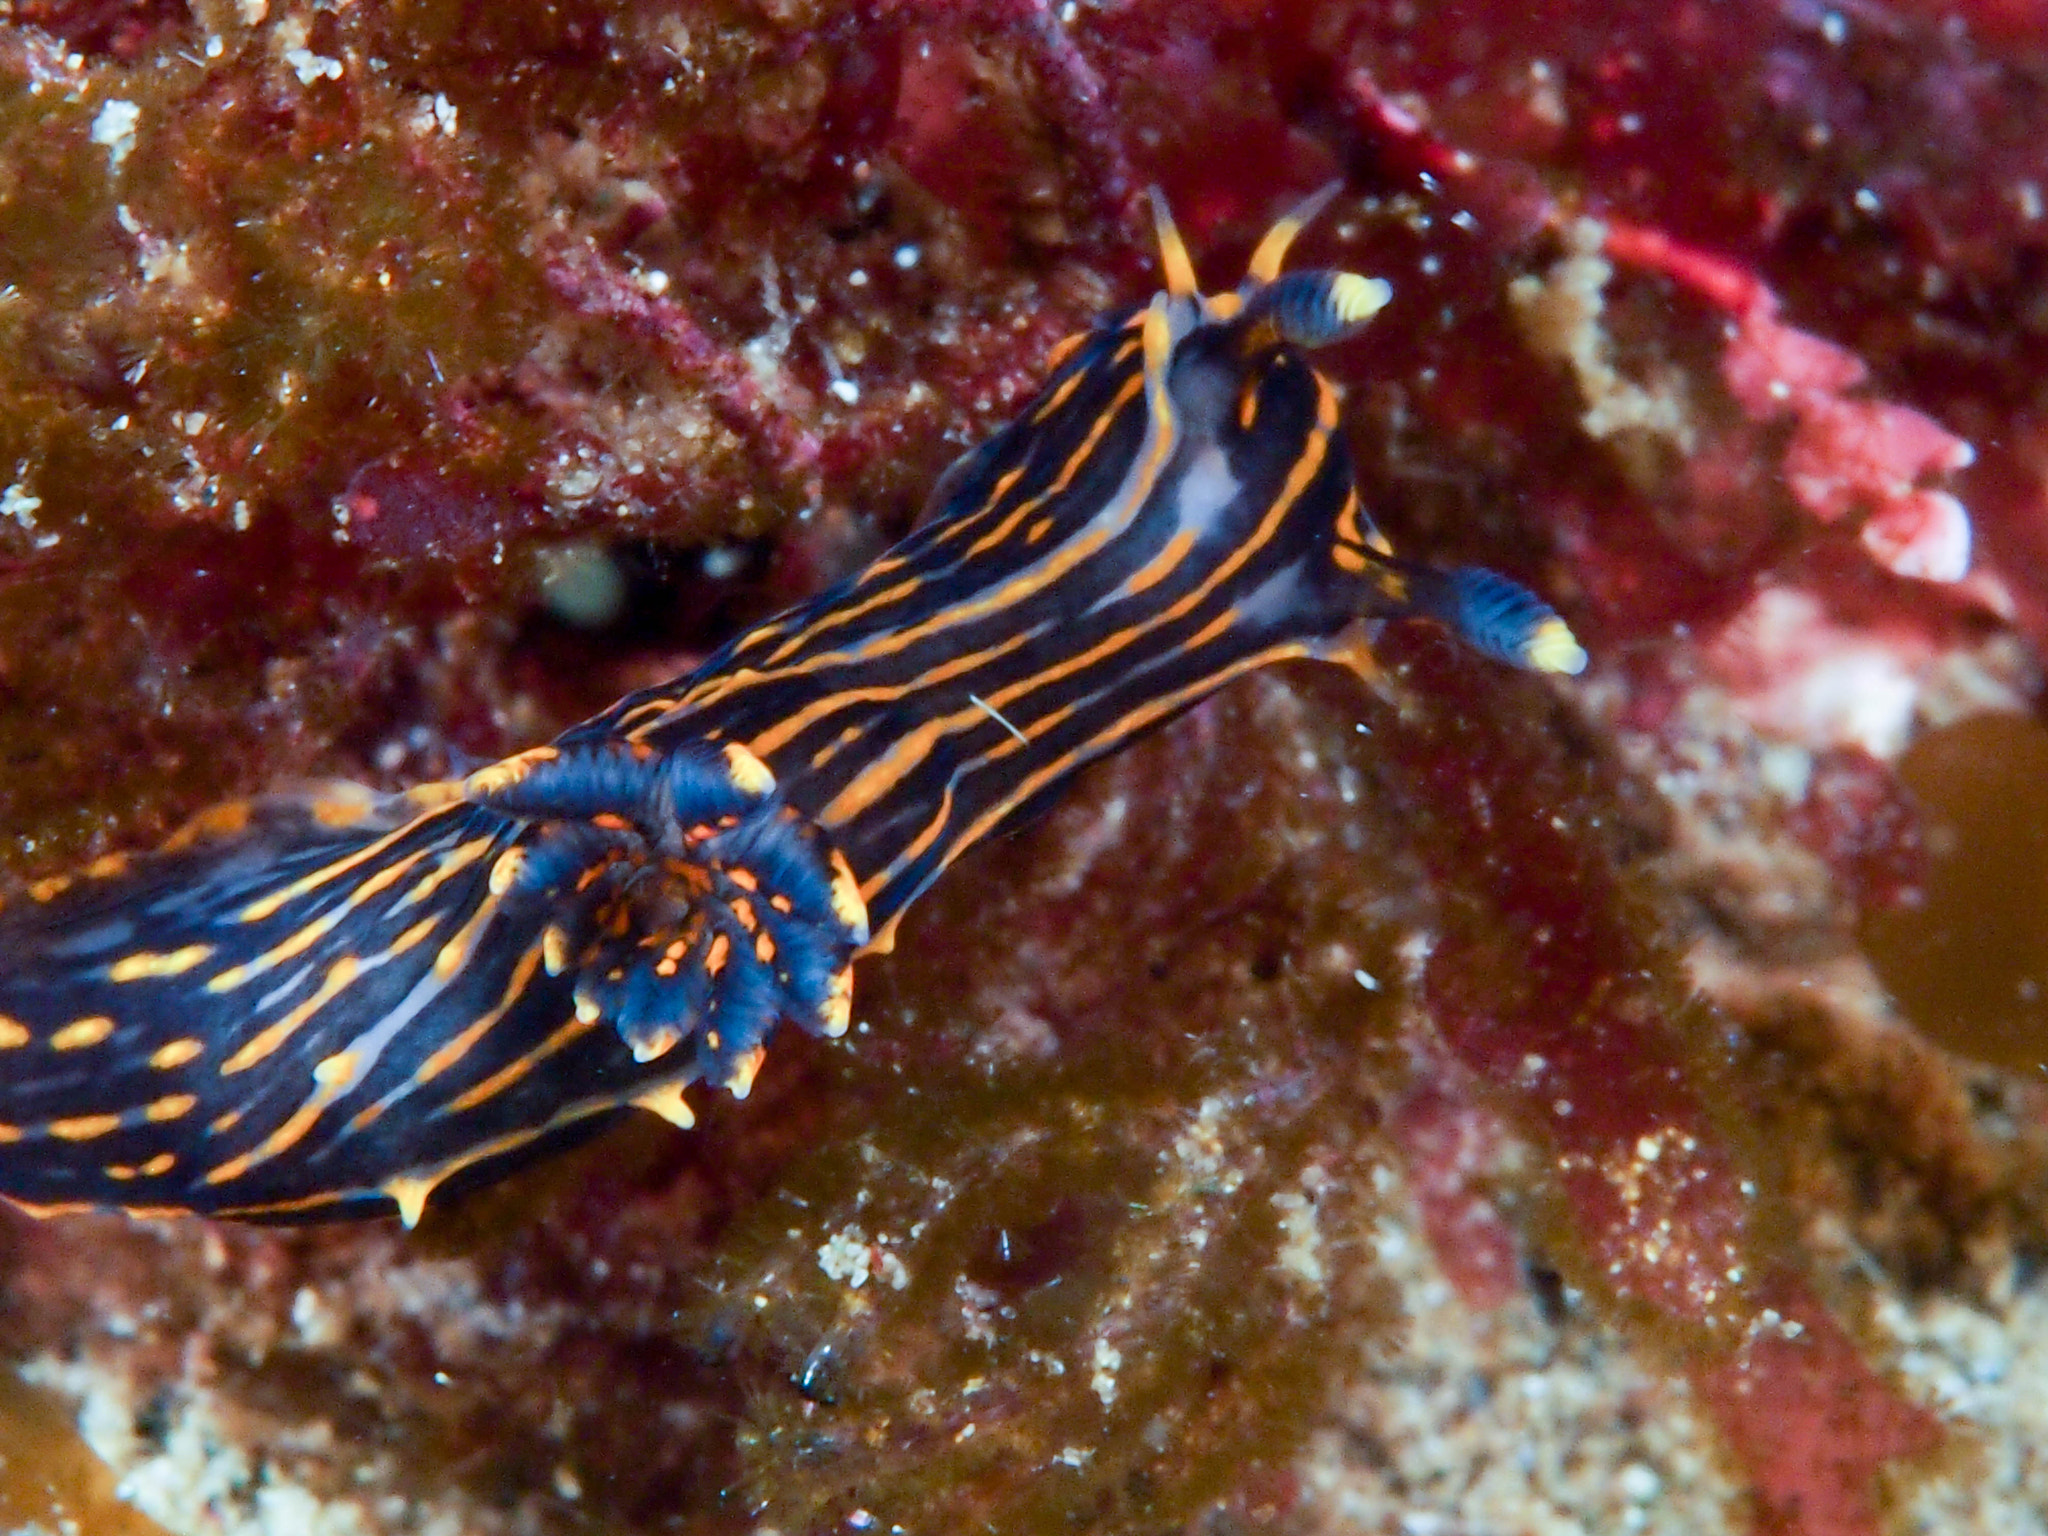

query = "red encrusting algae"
1382;635;1948;1533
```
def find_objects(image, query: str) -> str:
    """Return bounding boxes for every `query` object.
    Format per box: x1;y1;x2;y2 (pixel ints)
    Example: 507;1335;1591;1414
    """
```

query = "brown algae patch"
1862;711;2048;1076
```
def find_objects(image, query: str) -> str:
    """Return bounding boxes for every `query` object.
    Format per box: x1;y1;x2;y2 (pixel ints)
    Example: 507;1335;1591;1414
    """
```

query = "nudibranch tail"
0;741;863;1224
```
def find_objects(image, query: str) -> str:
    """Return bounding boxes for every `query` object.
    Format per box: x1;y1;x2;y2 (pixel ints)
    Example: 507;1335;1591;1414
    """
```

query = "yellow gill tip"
724;1044;768;1100
542;924;573;977
488;847;527;896
819;966;855;1038
630;1023;682;1064
827;849;870;944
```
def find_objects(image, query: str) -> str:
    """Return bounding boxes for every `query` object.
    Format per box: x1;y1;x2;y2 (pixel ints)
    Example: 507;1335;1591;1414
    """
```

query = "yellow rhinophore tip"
488;846;527;896
633;1081;696;1130
1328;272;1393;326
1525;618;1589;676
1147;186;1199;299
1246;180;1344;285
542;924;573;977
722;741;777;797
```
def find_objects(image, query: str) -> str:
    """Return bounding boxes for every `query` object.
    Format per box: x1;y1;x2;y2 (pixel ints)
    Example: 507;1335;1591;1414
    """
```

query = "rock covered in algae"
4;1;2048;1534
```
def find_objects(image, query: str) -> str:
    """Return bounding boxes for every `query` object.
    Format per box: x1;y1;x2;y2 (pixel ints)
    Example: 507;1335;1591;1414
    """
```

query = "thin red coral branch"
1603;217;1976;584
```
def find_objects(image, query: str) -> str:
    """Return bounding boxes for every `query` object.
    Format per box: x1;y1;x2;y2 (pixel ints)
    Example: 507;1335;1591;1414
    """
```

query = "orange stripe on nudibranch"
107;945;213;982
50;1016;114;1051
220;956;360;1075
149;1038;204;1070
48;1113;122;1142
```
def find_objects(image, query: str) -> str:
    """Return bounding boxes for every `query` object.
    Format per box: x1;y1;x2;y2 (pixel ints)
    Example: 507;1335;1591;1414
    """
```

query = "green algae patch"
0;32;546;865
691;1072;1391;1531
0;33;553;542
0;17;787;872
667;678;1421;1531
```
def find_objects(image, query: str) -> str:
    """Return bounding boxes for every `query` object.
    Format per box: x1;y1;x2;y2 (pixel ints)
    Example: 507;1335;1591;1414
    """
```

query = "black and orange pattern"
0;192;1582;1226
0;740;864;1223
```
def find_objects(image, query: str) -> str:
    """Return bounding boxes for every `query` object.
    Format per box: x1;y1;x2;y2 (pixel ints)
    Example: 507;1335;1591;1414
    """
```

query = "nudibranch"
0;190;1584;1226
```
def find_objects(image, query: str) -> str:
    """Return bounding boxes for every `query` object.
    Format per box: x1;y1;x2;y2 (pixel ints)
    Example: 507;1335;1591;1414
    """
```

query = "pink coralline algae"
2;2;2047;1535
1608;219;1978;585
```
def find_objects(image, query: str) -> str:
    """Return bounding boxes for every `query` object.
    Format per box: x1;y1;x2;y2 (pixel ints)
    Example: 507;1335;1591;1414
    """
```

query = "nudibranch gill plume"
0;189;1584;1227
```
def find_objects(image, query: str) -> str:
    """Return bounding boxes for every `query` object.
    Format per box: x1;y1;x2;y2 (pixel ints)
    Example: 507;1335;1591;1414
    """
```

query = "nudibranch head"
1144;183;1588;680
1147;183;1393;352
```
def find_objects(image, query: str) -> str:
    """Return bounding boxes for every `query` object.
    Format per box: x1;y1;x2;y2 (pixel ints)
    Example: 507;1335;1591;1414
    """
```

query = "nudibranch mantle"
0;189;1583;1227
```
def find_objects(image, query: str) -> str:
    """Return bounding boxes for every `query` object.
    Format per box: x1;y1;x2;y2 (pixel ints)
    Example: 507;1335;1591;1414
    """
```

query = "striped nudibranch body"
0;192;1584;1227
